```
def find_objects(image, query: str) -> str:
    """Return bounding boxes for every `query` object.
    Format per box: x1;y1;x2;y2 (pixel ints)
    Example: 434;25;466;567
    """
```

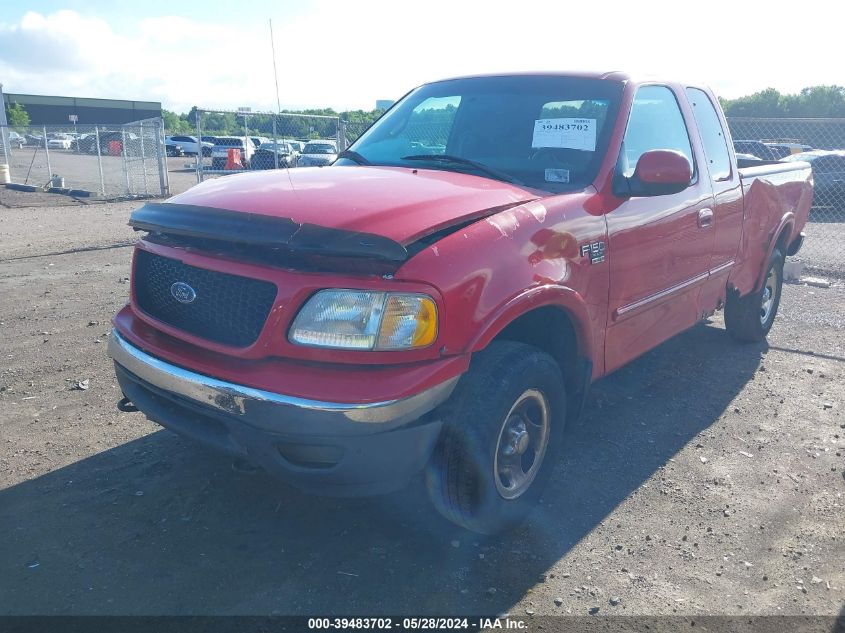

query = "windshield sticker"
532;118;596;151
545;168;570;183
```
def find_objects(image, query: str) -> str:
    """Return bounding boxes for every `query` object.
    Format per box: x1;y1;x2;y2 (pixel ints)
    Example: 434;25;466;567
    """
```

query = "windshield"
782;152;823;163
343;75;623;190
214;138;245;147
262;142;290;152
304;143;336;154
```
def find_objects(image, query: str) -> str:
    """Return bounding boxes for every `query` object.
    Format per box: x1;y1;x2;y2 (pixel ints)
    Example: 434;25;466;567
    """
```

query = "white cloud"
0;3;842;114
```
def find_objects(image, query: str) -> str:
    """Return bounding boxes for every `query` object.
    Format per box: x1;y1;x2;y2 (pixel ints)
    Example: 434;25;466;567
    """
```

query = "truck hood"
166;165;540;245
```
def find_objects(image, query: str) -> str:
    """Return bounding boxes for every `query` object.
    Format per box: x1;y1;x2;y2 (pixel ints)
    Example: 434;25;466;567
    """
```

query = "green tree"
721;88;783;117
721;85;845;118
162;109;192;135
6;102;30;129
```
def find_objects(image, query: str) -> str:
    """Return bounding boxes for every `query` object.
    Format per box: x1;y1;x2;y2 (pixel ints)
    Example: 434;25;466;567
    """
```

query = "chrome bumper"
108;330;458;426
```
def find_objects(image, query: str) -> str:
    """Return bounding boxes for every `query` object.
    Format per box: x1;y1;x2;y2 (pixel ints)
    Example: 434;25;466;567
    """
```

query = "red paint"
114;75;812;404
169;166;540;245
635;150;693;185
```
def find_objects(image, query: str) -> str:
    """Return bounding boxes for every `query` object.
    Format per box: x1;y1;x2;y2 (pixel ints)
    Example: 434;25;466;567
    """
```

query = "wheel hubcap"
493;389;550;500
760;265;778;325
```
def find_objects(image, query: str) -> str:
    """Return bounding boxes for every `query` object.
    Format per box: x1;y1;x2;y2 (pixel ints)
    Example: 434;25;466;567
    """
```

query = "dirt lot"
0;196;843;618
4;146;201;198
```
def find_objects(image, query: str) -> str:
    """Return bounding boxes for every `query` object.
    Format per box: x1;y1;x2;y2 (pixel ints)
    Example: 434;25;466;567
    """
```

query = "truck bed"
732;160;813;293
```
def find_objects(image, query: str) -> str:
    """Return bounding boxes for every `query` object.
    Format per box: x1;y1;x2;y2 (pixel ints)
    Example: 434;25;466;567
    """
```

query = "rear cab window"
686;88;732;181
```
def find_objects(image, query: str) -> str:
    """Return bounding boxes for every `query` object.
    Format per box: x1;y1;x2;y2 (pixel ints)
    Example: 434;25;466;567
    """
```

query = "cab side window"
620;86;694;177
686;88;732;181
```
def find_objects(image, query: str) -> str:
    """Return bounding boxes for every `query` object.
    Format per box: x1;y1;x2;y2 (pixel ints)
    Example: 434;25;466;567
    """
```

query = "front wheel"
725;248;784;342
426;341;566;534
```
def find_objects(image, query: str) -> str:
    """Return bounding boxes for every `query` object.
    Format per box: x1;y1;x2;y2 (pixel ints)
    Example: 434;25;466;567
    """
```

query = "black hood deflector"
129;202;409;263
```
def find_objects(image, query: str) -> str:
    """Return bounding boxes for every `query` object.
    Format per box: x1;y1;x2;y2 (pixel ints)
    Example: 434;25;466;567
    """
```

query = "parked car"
783;150;845;209
1;131;25;150
25;134;44;146
111;72;811;534
764;142;814;159
76;131;122;154
297;140;338;166
734;152;767;167
166;135;212;156
210;136;256;169
74;131;161;157
250;141;297;169
47;135;73;150
164;140;185;157
733;140;779;161
200;136;217;144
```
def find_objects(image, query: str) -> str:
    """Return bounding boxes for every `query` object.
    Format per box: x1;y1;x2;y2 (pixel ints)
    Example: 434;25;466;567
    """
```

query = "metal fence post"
0;84;10;170
139;121;149;196
156;120;169;196
1;126;9;170
195;110;204;183
337;119;346;151
121;127;130;195
94;125;105;195
272;117;279;170
43;125;52;184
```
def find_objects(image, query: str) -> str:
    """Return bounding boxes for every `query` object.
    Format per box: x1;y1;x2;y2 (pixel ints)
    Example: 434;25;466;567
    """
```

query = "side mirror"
614;149;692;197
631;149;692;196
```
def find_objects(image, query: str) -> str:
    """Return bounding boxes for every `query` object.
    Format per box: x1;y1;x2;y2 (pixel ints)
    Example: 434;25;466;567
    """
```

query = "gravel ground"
3;148;201;199
0;199;843;618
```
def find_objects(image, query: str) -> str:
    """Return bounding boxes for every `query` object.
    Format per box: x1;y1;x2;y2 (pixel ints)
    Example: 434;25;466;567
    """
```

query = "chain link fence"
0;118;168;198
192;108;345;182
726;117;845;277
342;120;374;148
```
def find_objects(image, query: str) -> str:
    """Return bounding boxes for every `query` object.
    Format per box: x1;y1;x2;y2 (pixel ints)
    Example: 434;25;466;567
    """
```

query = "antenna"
269;19;282;114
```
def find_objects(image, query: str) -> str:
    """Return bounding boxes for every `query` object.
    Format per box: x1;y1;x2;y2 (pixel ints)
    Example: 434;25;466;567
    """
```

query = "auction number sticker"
532;117;596;151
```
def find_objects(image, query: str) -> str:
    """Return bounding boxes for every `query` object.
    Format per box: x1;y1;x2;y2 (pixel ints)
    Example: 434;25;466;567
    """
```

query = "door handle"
698;208;714;229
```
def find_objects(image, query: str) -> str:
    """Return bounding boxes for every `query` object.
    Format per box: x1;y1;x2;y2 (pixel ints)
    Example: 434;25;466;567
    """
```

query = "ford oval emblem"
170;281;197;304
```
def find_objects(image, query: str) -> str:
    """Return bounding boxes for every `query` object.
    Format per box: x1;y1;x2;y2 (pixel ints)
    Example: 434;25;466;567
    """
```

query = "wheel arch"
755;213;794;292
467;286;596;421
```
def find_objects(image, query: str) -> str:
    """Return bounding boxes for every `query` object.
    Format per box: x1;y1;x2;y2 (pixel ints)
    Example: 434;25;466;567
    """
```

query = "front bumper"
109;331;457;495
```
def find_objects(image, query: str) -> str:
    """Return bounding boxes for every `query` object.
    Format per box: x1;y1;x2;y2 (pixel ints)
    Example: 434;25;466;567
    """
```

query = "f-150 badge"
580;241;606;264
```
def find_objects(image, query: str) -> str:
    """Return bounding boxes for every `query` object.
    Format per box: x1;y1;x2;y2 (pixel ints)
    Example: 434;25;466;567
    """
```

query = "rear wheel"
725;248;784;342
426;341;565;534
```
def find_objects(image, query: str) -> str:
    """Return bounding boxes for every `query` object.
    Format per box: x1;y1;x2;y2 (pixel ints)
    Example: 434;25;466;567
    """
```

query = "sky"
0;0;842;114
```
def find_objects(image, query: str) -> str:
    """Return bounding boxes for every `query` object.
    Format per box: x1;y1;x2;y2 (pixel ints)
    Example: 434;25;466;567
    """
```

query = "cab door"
604;85;716;373
685;87;744;311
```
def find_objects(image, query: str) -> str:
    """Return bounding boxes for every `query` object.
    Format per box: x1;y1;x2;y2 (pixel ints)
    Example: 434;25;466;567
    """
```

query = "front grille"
134;250;277;347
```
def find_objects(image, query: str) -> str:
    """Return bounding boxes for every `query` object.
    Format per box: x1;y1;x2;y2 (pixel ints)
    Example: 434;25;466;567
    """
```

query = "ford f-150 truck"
110;72;812;534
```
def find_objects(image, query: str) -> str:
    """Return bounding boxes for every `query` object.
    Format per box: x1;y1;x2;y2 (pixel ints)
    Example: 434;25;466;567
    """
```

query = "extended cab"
110;73;812;533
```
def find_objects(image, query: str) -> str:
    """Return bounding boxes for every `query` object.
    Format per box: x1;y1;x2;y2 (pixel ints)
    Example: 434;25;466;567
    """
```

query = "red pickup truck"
110;72;812;534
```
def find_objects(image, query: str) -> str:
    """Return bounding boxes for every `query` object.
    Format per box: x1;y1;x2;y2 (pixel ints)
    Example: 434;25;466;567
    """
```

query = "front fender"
467;284;595;366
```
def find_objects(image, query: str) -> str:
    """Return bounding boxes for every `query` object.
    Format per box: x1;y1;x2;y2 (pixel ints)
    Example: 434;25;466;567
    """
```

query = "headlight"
289;289;438;351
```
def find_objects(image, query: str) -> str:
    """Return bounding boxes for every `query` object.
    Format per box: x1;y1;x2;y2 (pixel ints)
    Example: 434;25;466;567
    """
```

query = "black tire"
426;341;566;534
725;248;784;342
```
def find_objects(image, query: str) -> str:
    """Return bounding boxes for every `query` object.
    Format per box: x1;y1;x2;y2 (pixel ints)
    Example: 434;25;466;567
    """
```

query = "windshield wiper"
336;150;371;165
400;154;524;185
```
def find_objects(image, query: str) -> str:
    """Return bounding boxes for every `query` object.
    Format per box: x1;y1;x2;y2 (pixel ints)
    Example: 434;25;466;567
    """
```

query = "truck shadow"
0;321;764;615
